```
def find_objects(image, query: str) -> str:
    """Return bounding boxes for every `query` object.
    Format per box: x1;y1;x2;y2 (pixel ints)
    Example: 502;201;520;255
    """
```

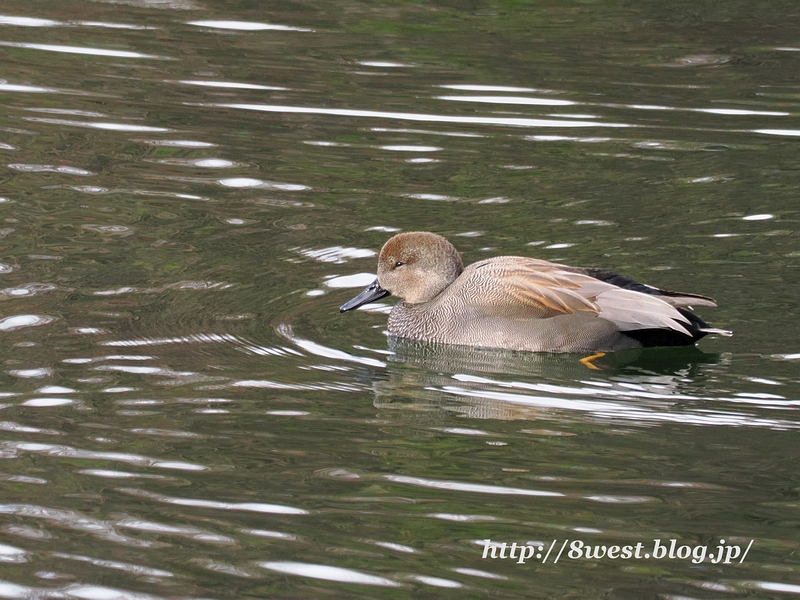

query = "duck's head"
340;232;464;312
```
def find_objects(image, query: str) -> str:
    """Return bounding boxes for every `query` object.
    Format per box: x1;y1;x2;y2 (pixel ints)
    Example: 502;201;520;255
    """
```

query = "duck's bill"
339;279;390;312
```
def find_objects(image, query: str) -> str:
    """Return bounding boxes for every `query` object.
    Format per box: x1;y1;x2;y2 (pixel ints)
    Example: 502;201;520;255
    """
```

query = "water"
0;1;798;597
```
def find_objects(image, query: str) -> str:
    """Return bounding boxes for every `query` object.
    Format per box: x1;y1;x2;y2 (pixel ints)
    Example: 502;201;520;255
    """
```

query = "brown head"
339;232;464;313
376;232;464;304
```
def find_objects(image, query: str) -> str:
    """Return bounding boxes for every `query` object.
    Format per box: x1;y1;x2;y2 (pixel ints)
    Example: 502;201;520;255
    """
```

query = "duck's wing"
463;258;698;336
575;268;718;308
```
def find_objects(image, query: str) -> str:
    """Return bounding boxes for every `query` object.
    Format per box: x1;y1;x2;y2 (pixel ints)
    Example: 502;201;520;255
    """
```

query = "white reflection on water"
430;513;497;522
1;283;66;299
117;487;308;515
116;517;235;545
0;421;60;435
372;540;417;553
276;323;386;368
739;581;800;594
8;163;94;175
0;15;153;30
402;193;459;201
0;314;55;331
438;95;576;106
437;372;800;429
258;562;400;587
452;567;508;580
358;61;410;67
214;103;630;128
100;333;301;362
20;398;75;407
370;127;484;138
196;559;253;578
76;21;154;30
0;504;154;547
93;280;231;295
441;84;551;93
64;355;154;364
25;108;106;117
79;469;169;480
136;139;216;147
0;82;63;93
149;157;236;168
0;15;60;27
410;575;463;588
324;273;376;288
8;368;53;379
242;529;296;540
296;246;376;264
754;129;800;136
0;41;166;59
52;552;173;577
0;441;206;470
0;581;171;599
694;108;788;116
23;117;170;132
0;543;27;563
385;475;564;497
379;145;442;151
94;365;195;377
218;177;309;191
232;379;363;392
187;20;314;32
527;135;611;143
177;79;288;91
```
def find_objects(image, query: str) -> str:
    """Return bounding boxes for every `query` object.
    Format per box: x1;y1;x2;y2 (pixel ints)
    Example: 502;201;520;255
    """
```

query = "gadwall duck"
340;232;731;353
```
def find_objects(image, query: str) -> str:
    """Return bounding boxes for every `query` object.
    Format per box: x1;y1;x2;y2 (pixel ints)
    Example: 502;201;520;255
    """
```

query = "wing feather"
462;257;696;335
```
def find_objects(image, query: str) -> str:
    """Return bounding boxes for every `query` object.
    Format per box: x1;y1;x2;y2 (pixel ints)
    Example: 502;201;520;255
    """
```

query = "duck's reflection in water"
371;339;781;429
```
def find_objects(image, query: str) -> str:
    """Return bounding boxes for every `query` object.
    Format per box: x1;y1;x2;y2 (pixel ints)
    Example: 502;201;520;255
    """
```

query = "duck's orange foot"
579;352;607;370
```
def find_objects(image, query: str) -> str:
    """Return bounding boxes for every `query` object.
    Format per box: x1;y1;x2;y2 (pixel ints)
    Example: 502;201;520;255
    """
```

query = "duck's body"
340;232;730;353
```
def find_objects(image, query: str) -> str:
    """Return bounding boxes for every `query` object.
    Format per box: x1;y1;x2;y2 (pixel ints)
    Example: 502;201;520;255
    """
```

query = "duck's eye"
394;261;405;268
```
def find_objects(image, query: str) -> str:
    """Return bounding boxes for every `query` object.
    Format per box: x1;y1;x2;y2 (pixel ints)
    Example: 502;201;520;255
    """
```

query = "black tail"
579;268;729;347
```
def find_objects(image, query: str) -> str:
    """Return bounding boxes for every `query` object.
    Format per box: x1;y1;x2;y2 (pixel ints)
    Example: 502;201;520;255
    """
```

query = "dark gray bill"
339;279;390;312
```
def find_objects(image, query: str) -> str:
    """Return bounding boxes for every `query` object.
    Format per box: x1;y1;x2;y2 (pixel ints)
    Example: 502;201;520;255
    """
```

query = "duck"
340;232;731;354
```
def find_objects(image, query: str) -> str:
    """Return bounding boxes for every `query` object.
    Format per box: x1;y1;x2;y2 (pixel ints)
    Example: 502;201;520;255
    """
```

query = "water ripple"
187;20;313;32
8;163;92;175
258;562;399;586
232;379;364;392
438;94;575;106
0;422;61;435
0;80;61;93
0;543;27;563
117;487;308;515
218;177;309;191
409;575;463;588
0;441;207;470
385;475;564;497
23;117;170;132
213;103;631;129
0;504;153;547
452;567;508;580
0;41;167;59
295;246;376;263
276;324;386;367
116;517;235;545
439;383;799;429
102;333;240;347
0;283;67;299
0;314;56;331
52;552;173;578
177;79;288;91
